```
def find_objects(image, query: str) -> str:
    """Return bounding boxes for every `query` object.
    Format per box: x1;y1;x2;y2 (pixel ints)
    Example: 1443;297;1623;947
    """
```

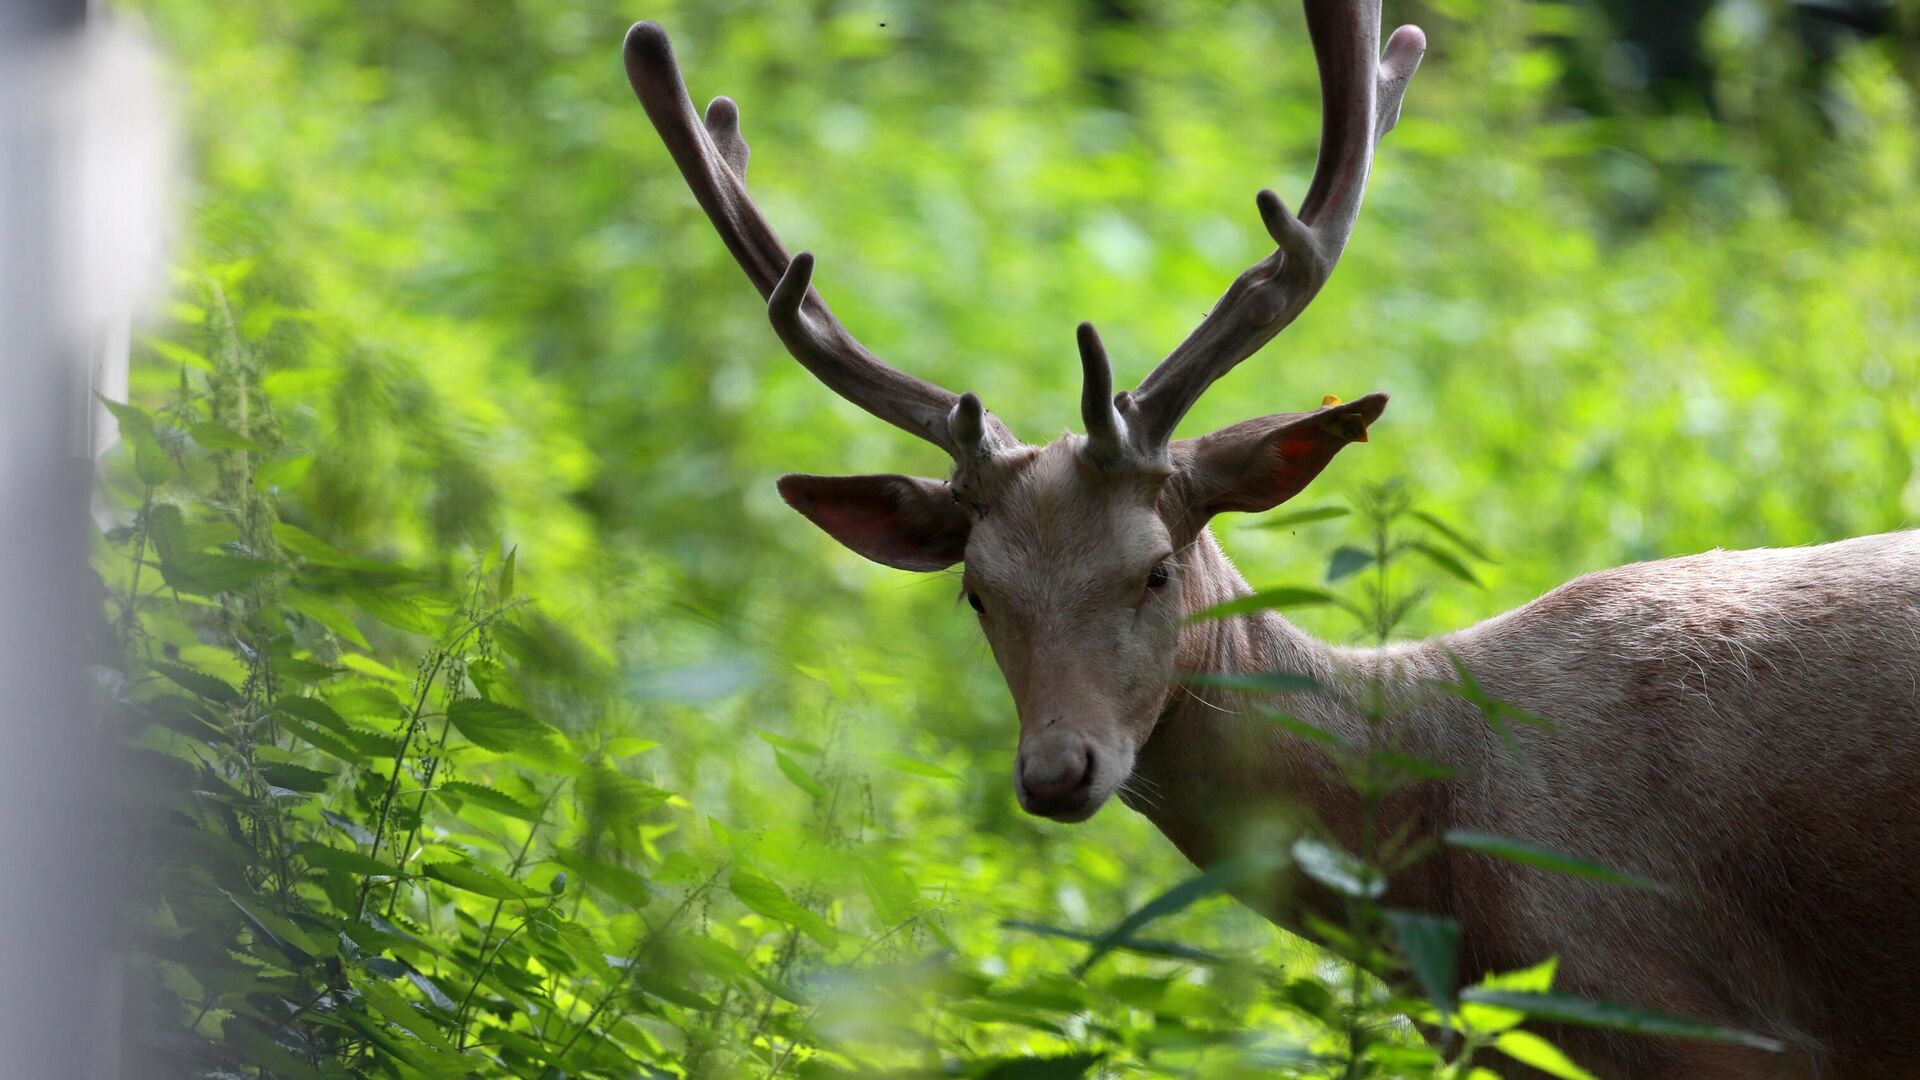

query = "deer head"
625;4;1424;822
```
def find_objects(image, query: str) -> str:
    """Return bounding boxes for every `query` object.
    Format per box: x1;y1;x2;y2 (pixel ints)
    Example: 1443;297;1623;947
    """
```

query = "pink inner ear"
812;501;912;559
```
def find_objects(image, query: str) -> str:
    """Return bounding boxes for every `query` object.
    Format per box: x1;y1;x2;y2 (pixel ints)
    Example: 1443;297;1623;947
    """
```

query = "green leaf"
1325;544;1374;583
132;430;173;486
433;781;544;823
1249;504;1350;529
139;336;213;372
553;848;655;908
283;589;370;649
420;858;533;900
1377;751;1456;781
1186;586;1341;623
1444;831;1669;893
1001;919;1233;967
877;751;957;779
1412;509;1493;563
755;729;824;757
1410;540;1484;587
189;422;269;452
158;550;278;596
774;749;827;800
295;842;399;877
1256;707;1345;746
328;685;405;718
96;394;153;434
1075;850;1286;974
977;1054;1105;1080
1384;910;1461;1018
260;762;334;793
224;889;324;964
580;766;672;823
1181;672;1321;695
729;867;837;946
1493;1030;1599;1079
1460;990;1785;1052
445;698;566;756
1291;836;1383;899
151;661;239;704
340;585;440;634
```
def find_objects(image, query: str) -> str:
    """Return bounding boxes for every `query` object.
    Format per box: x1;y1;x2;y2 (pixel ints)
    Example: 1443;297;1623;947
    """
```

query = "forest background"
103;0;1920;1075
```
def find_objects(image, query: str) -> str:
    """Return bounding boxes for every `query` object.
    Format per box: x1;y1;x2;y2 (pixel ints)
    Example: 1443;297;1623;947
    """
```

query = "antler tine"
623;22;1016;460
1076;322;1128;465
1121;2;1424;454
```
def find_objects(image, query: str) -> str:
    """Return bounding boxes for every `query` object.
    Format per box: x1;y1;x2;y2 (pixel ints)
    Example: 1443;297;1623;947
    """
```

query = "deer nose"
1019;735;1096;818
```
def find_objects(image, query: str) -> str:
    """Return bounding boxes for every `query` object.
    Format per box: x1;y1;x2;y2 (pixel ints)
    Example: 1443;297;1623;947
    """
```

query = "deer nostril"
1020;741;1097;817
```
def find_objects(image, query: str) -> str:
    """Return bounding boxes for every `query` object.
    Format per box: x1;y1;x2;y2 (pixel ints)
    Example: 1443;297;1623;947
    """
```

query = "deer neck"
1121;528;1453;921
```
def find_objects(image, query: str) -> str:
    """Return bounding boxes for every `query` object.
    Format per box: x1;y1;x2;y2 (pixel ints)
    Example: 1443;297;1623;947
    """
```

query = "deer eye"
966;590;986;615
1145;562;1171;591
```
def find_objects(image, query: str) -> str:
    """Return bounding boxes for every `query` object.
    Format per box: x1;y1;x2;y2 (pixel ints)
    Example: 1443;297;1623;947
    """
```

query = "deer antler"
623;22;1017;463
1099;2;1425;462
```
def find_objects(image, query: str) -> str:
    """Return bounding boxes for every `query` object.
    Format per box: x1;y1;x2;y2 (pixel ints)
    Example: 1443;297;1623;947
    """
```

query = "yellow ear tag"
1322;394;1342;407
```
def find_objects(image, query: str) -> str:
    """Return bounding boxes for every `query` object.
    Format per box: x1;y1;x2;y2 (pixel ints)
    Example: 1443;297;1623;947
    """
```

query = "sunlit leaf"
729;867;837;946
420;858;533;900
774;749;828;800
1291;836;1383;899
1494;1029;1600;1079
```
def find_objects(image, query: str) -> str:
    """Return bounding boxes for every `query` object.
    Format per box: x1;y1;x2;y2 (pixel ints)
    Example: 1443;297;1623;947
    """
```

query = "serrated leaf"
260;762;334;793
151;661;239;704
433;781;544;823
774;749;827;800
1461;990;1784;1052
1249;504;1350;529
729;868;837;946
420;859;533;900
446;698;566;756
1444;831;1668;893
295;842;399;877
1186;586;1340;623
1325;544;1374;583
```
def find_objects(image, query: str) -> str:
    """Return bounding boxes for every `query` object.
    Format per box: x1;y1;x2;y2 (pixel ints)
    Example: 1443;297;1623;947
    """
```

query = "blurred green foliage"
106;0;1919;1075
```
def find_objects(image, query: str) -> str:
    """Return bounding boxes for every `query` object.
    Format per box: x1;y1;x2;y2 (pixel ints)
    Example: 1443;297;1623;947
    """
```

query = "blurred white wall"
0;3;176;1075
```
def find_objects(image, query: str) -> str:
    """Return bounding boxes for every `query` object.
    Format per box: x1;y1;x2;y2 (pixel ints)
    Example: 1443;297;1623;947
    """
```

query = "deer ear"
777;473;971;572
1173;392;1387;525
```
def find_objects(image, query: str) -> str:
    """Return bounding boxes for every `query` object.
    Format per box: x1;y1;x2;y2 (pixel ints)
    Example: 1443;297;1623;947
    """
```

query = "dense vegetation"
104;0;1918;1076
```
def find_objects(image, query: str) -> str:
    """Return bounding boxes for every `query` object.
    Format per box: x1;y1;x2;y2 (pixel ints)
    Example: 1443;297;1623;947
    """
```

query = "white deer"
624;7;1920;1077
